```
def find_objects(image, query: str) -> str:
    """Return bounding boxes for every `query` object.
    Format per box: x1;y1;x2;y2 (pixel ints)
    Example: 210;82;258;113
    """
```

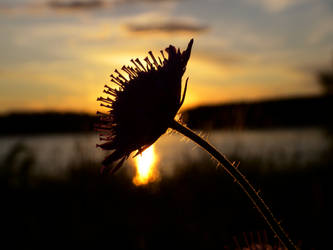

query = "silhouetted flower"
96;39;193;174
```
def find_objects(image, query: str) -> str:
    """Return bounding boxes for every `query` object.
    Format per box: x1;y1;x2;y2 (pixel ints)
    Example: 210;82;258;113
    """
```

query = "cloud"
116;0;181;3
0;0;180;15
47;0;104;10
0;1;106;15
126;21;208;34
307;16;333;45
245;0;307;12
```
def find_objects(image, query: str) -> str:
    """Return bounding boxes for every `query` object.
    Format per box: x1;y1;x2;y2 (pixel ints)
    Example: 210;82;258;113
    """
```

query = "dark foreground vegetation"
1;144;331;249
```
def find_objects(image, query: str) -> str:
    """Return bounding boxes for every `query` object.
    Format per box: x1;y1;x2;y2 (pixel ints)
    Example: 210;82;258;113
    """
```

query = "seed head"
96;39;194;174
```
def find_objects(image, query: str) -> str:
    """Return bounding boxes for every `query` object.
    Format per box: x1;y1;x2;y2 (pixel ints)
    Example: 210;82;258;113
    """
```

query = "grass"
0;144;331;249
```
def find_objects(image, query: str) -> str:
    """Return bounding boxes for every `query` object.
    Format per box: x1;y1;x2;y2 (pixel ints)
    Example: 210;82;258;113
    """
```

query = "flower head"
96;39;193;174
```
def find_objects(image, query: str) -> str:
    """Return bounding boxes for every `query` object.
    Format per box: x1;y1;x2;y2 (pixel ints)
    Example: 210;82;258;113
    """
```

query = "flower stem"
170;120;297;250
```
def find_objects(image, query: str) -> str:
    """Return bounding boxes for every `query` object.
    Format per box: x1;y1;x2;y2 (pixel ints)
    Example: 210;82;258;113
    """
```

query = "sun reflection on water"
133;145;160;186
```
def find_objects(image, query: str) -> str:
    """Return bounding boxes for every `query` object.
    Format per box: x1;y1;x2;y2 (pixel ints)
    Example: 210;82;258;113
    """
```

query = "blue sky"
0;0;332;113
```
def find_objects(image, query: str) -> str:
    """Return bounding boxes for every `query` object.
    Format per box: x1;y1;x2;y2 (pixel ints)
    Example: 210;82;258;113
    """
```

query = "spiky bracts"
96;39;193;174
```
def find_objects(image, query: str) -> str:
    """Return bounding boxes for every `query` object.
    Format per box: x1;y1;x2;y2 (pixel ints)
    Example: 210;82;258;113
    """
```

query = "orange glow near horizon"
133;145;160;186
0;40;323;114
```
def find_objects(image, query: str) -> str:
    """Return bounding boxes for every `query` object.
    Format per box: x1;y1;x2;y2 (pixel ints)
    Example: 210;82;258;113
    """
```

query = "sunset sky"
1;0;332;114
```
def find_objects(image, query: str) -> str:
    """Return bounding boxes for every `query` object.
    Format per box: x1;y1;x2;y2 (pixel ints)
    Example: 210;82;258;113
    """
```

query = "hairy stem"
170;120;296;249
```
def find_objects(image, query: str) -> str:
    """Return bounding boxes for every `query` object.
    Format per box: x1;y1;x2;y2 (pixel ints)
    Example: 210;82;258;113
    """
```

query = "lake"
0;127;331;178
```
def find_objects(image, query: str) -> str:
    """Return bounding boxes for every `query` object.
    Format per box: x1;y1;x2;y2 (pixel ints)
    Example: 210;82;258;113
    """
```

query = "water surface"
0;127;330;177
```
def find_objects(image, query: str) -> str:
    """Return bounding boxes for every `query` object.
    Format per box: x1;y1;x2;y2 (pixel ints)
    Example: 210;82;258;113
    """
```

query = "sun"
133;145;160;186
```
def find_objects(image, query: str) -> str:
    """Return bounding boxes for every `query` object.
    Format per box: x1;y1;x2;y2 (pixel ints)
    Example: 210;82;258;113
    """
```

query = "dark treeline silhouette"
0;112;96;135
183;96;333;130
318;59;333;95
0;95;332;135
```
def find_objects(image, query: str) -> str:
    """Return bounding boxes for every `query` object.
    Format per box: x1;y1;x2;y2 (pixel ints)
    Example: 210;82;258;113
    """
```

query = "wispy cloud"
47;0;105;10
116;0;181;3
123;13;208;35
0;0;181;14
0;0;108;15
307;16;333;45
126;21;208;34
245;0;307;12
